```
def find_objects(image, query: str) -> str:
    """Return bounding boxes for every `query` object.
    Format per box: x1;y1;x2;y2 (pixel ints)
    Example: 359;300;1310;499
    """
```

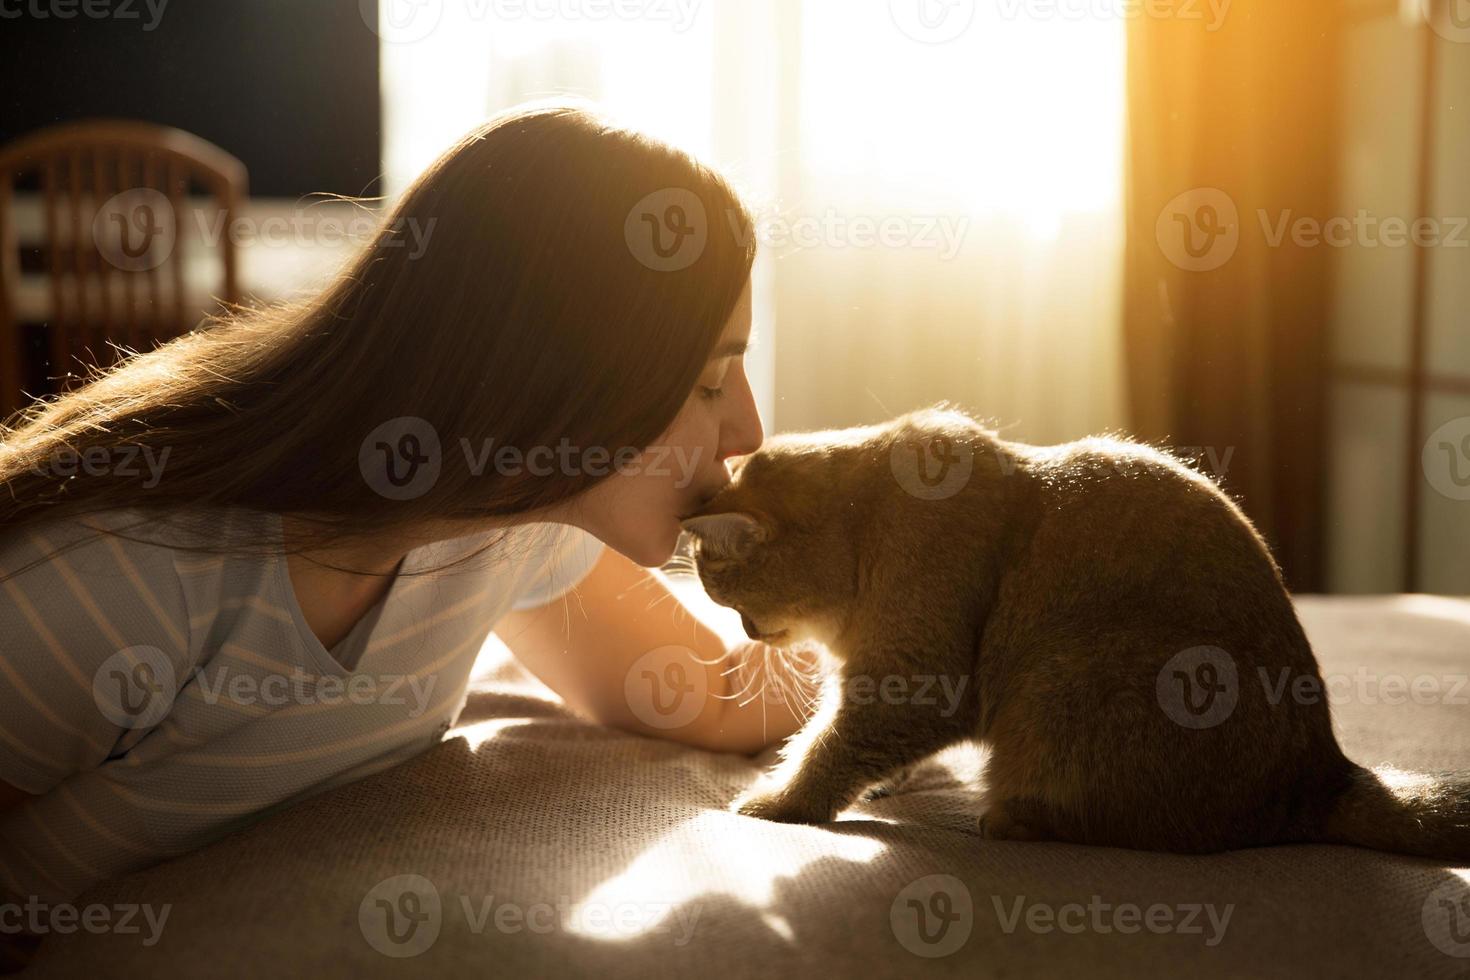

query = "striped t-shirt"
0;506;605;904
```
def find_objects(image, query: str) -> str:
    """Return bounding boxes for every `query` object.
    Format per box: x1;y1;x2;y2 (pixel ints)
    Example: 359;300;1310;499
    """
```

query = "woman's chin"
601;513;691;569
617;525;683;569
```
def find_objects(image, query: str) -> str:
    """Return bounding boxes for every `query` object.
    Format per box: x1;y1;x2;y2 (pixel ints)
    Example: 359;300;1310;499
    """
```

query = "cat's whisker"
769;661;804;720
735;662;771;708
778;649;825;719
711;644;768;703
690;647;735;667
781;668;820;720
641;591;679;612
722;671;763;703
756;645;779;714
752;643;821;722
712;668;759;701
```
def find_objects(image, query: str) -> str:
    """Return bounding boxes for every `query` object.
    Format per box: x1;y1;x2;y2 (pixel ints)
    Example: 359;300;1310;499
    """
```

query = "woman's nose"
719;403;764;462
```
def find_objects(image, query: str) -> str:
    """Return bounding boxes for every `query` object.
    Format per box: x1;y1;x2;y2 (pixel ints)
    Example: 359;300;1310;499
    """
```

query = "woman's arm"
494;547;821;755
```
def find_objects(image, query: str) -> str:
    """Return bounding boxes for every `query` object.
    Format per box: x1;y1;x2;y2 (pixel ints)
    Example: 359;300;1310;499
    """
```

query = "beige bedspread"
20;595;1470;978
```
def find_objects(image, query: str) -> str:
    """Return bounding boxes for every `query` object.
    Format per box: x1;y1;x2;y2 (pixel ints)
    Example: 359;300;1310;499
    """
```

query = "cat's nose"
740;613;760;641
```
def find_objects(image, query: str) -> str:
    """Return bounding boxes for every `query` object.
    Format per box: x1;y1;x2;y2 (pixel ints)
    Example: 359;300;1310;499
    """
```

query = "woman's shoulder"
505;521;607;611
402;520;603;588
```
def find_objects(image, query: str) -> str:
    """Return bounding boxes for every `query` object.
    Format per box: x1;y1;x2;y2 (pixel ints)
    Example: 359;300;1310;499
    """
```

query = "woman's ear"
679;511;768;557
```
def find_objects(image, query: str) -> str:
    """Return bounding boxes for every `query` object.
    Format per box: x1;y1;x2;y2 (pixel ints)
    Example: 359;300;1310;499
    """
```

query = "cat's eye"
698;385;725;401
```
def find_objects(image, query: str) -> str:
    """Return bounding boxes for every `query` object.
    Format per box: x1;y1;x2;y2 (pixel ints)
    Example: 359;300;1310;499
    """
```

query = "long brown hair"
0;102;756;576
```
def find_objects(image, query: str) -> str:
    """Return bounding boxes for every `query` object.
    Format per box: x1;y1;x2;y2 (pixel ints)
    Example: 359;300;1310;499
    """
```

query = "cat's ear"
679;511;768;558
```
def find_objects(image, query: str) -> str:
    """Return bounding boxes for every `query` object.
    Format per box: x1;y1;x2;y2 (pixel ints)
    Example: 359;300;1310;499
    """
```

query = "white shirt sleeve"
508;523;608;613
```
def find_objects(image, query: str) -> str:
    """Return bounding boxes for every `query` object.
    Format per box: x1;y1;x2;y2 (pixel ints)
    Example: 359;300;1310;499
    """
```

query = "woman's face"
566;280;764;566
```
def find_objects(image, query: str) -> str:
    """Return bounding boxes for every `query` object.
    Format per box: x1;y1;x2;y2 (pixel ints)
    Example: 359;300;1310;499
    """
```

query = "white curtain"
379;0;1126;444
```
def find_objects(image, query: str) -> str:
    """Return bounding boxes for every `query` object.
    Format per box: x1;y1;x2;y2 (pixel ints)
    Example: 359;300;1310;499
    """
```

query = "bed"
19;595;1470;978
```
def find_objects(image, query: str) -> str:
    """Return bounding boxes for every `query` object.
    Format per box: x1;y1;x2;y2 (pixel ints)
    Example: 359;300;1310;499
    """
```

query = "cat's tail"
1318;764;1470;862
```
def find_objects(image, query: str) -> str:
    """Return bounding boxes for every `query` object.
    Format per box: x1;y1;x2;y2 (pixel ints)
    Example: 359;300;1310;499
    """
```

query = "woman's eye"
699;386;725;401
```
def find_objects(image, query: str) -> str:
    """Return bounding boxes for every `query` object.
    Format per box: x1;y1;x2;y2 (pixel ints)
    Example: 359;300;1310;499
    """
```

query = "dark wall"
0;0;381;198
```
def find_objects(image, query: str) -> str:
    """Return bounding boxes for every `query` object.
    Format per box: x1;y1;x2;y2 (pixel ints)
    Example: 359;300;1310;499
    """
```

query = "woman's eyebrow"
709;332;757;360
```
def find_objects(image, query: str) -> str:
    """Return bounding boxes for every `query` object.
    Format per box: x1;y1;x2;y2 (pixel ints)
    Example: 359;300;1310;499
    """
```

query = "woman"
0;103;812;917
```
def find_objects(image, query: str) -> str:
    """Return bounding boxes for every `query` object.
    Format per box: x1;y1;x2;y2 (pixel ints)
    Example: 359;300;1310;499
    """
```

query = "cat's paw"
731;789;831;824
861;765;917;802
977;801;1050;842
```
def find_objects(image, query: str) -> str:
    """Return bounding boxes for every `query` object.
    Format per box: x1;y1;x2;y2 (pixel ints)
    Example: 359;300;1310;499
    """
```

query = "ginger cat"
679;405;1469;859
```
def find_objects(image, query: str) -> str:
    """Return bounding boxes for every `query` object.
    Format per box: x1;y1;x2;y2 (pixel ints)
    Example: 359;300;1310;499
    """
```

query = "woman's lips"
681;481;732;521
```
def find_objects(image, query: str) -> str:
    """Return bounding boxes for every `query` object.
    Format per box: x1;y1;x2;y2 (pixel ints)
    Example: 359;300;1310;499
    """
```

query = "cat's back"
859;409;1284;601
997;433;1291;614
1016;435;1255;544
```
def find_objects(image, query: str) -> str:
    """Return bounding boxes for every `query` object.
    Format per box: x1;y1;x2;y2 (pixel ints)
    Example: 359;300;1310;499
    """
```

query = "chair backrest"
0;119;247;420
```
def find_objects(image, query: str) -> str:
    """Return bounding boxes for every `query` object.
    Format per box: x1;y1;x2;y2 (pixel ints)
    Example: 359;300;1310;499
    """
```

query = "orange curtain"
1124;0;1344;591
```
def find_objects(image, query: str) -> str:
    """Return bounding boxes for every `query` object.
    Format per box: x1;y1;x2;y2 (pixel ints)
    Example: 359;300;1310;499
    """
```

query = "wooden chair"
0;120;247;420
